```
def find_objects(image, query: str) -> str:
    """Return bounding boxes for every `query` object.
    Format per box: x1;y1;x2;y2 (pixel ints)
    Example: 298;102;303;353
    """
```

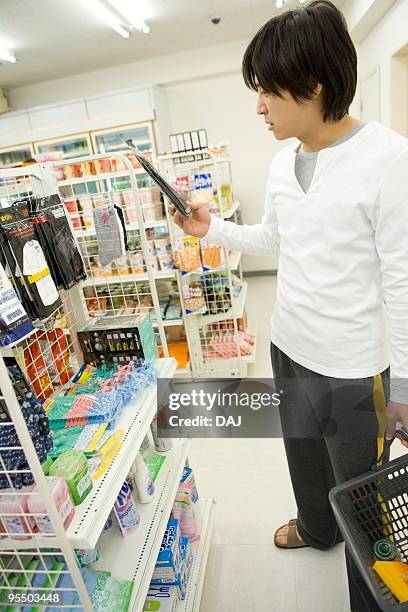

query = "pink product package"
26;477;75;535
142;204;164;222
122;190;138;224
0;487;35;540
172;491;200;543
139;188;161;206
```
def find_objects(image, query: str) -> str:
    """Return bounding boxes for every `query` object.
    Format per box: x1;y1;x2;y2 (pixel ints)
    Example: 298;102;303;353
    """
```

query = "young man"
171;1;408;610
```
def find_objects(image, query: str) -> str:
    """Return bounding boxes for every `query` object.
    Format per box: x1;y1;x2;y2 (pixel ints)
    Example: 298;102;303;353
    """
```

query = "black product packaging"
30;194;86;289
0;202;61;319
0;238;37;320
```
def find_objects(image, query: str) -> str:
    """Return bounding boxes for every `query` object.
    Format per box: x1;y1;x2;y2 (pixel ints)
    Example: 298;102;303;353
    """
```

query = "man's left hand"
385;401;408;448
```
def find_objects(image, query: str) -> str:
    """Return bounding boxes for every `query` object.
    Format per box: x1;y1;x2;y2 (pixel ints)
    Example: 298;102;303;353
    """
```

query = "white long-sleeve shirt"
205;121;408;400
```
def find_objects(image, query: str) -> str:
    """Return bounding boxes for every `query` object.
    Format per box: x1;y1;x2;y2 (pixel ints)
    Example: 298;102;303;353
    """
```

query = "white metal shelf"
57;168;147;187
82;269;176;287
94;438;191;610
174;363;191;378
198;281;247;326
153;318;184;328
0;358;177;550
220;199;240;219
76;218;168;237
176;498;215;612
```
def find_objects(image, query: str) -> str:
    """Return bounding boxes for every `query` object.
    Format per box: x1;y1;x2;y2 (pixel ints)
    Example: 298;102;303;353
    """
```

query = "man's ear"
313;83;323;98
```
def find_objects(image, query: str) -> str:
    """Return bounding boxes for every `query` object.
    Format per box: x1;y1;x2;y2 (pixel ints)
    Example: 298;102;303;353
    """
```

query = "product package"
0;358;53;491
134;452;155;503
49;450;93;506
30;194;86;289
93;204;126;267
143;585;177;611
173;236;203;275
189;173;213;204
0;261;34;347
0;202;61;319
171;467;200;542
154;238;173;271
200;240;223;271
114;480;140;536
152;519;181;584
174;537;194;599
182;283;207;315
140;448;166;482
26;476;75;535
75;547;100;568
0;487;34;539
77;313;158;366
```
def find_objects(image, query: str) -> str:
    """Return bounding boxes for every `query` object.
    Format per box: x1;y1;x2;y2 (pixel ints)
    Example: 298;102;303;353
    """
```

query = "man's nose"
256;97;267;115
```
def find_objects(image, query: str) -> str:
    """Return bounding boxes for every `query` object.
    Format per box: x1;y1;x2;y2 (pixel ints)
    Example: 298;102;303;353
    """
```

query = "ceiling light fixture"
85;0;132;38
107;0;150;34
0;48;16;64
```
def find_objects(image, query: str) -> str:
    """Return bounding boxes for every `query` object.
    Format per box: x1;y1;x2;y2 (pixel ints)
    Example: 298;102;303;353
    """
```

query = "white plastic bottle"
134;453;155;504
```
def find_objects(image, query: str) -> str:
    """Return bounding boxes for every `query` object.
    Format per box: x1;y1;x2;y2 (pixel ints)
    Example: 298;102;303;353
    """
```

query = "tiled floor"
190;276;405;612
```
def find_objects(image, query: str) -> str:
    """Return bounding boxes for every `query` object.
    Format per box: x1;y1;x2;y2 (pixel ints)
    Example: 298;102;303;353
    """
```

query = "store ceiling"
0;0;345;90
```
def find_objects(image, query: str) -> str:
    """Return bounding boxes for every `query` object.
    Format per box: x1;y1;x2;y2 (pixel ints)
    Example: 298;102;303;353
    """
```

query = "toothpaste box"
176;537;194;600
152;519;181;584
143;585;177;611
152;537;194;600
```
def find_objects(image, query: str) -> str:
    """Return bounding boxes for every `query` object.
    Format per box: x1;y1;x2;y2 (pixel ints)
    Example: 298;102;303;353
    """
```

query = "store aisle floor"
189;275;404;612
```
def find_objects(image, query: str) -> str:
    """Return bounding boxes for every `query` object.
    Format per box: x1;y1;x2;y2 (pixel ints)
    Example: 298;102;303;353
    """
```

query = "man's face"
256;87;321;140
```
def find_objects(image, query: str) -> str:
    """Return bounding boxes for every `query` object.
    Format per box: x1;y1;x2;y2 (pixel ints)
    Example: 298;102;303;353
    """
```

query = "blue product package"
155;519;180;569
0;262;34;348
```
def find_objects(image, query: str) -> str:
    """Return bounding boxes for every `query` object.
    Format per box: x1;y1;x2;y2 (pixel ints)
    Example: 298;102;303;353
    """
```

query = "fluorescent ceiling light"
107;0;150;34
85;0;132;38
0;48;16;63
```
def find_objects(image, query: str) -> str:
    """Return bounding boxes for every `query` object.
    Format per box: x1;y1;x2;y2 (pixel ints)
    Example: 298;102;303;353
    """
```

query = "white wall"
8;40;247;110
356;0;408;128
165;72;281;272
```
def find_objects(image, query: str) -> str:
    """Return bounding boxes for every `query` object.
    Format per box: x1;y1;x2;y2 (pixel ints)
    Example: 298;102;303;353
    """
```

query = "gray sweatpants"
271;343;390;612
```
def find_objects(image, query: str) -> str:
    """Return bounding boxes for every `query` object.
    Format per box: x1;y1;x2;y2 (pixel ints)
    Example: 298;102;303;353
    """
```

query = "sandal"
274;518;310;549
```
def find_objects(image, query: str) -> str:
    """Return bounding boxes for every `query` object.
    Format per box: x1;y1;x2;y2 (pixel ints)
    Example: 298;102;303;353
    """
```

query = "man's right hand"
170;199;212;238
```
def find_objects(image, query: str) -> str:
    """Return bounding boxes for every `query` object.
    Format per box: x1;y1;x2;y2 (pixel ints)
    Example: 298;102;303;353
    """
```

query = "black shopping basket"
329;451;408;612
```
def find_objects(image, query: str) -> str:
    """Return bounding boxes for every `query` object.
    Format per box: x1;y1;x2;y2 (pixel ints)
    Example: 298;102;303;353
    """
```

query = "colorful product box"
152;519;181;584
179;467;198;503
192;174;212;190
175;537;194;600
77;313;157;365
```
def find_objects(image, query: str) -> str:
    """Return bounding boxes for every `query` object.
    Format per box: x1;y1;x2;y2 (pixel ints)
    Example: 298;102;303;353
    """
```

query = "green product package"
91;575;134;611
42;455;54;475
50;427;84;458
140;449;166;482
49;450;93;505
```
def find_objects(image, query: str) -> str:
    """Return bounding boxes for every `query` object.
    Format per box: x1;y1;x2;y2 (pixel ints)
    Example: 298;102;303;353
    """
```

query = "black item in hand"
124;140;191;218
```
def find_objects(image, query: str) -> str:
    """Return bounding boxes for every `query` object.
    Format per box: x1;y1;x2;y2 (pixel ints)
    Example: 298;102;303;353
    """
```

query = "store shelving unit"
158;150;255;378
81;269;176;287
0;162;214;611
97;438;190;608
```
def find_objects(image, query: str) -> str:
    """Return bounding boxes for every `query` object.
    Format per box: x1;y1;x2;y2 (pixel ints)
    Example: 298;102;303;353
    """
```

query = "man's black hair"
242;0;357;122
